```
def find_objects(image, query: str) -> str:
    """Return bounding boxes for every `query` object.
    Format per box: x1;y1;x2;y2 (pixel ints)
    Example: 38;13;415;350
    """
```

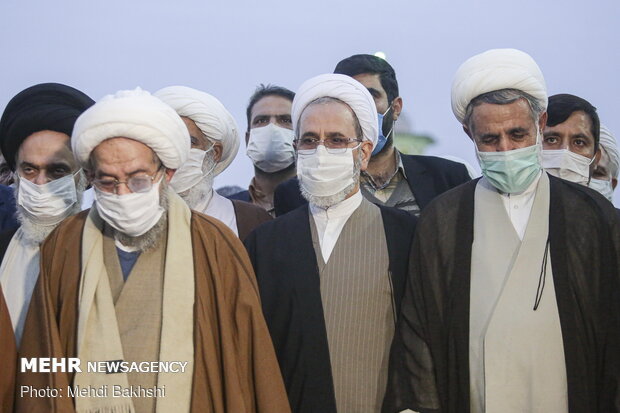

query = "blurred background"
1;0;618;203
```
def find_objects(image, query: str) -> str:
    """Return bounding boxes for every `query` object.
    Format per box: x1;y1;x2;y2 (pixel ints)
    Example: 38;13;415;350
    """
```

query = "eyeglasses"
294;137;362;154
93;166;163;194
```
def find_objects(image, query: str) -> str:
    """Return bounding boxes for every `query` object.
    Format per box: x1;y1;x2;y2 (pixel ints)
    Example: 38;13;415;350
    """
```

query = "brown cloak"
0;285;15;413
15;209;291;413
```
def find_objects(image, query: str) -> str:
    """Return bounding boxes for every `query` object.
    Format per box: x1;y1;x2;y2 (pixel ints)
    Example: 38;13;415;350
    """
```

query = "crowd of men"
0;49;618;413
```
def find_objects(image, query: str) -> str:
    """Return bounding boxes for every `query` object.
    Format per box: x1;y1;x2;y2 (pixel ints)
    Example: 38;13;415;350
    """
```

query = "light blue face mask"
373;105;393;156
476;142;542;194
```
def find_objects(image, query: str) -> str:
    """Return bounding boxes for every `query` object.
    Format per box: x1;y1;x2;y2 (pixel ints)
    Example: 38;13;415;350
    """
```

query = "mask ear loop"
533;237;550;311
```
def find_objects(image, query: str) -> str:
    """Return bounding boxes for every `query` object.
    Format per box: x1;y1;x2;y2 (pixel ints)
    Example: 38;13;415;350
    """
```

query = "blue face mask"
373;105;394;156
476;142;542;194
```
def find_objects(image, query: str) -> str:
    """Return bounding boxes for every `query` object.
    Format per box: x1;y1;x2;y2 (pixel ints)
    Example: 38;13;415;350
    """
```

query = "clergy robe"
16;209;291;413
382;175;620;413
0;285;15;413
231;199;272;240
244;204;417;413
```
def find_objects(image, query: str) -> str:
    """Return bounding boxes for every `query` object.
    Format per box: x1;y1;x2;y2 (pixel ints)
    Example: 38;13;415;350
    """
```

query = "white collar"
309;190;363;220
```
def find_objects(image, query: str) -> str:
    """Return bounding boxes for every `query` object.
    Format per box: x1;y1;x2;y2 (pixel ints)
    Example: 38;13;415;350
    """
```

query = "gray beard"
178;151;217;211
300;152;362;209
15;171;87;246
113;180;169;252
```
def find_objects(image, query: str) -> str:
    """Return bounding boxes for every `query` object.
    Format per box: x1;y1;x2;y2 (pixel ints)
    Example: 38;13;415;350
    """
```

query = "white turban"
599;124;619;178
154;86;240;177
292;73;378;148
72;88;190;169
451;48;548;124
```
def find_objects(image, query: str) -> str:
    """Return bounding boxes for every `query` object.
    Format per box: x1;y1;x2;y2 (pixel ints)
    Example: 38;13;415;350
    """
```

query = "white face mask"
246;123;295;173
297;145;356;197
169;147;215;194
95;178;165;237
541;149;595;185
589;178;615;202
17;172;78;225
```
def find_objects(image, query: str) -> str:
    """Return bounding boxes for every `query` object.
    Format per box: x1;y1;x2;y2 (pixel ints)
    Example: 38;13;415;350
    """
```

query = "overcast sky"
2;0;619;202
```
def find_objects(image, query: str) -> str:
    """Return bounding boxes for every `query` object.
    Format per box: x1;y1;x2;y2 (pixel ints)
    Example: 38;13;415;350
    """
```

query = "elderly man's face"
17;130;79;185
181;116;222;163
543;111;599;172
89;137;174;195
593;147;618;189
298;100;373;170
466;99;544;153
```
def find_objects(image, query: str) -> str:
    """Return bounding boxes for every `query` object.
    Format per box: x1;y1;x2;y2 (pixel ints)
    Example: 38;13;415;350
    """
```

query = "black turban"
0;83;95;170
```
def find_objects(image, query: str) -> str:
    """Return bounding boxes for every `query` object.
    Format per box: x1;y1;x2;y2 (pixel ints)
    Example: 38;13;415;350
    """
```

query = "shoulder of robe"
190;209;242;242
41;209;90;252
245;204;307;241
415;178;479;225
231;199;272;221
549;175;620;224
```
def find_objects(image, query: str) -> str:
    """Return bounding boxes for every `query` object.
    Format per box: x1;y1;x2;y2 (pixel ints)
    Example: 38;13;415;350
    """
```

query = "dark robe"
0;185;18;234
383;175;620;413
16;210;291;413
273;154;472;216
231;199;272;240
0;285;15;413
244;204;417;413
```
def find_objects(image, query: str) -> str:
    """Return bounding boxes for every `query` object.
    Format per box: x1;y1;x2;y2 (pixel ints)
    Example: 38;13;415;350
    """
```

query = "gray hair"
295;96;364;142
463;88;545;132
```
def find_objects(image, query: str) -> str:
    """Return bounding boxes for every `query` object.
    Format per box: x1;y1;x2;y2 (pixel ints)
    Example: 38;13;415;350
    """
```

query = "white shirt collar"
309;190;363;262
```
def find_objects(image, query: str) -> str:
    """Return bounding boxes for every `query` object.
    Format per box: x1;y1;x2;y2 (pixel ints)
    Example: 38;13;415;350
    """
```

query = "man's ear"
463;124;474;141
359;140;374;171
538;111;548;134
212;141;223;163
164;168;176;183
391;96;403;121
612;177;618;190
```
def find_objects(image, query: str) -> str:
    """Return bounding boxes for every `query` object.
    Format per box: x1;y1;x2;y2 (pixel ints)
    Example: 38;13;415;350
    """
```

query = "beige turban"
72;88;190;169
451;48;548;124
154;86;240;177
292;73;378;148
599;124;619;178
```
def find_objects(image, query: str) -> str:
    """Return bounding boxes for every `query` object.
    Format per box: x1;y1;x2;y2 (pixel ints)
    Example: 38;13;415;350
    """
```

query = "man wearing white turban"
245;74;417;413
591;125;619;202
274;54;472;217
16;88;291;413
383;49;620;413
155;86;271;240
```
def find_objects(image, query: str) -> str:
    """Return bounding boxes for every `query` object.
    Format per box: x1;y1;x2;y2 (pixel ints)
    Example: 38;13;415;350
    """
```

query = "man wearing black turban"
0;82;94;349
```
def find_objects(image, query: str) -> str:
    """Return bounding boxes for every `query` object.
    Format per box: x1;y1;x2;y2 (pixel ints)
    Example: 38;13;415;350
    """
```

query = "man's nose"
115;182;131;195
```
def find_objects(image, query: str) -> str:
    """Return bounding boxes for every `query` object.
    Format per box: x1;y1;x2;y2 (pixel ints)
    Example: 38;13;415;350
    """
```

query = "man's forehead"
18;130;75;164
300;100;357;134
470;100;534;130
352;73;385;97
251;95;292;118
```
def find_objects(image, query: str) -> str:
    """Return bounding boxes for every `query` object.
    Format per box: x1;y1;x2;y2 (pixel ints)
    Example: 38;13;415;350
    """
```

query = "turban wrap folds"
451;48;548;124
292;73;378;149
72;88;190;169
0;83;95;170
599;125;619;178
154;86;240;177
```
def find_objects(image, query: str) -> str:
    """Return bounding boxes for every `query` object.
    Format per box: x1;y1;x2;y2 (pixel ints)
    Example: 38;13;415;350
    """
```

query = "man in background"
229;84;296;216
274;54;471;216
156;85;271;240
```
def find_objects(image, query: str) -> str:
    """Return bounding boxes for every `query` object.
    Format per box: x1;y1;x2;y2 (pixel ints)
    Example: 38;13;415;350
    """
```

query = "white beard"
113;179;170;252
15;171;87;246
178;151;217;211
301;151;362;209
